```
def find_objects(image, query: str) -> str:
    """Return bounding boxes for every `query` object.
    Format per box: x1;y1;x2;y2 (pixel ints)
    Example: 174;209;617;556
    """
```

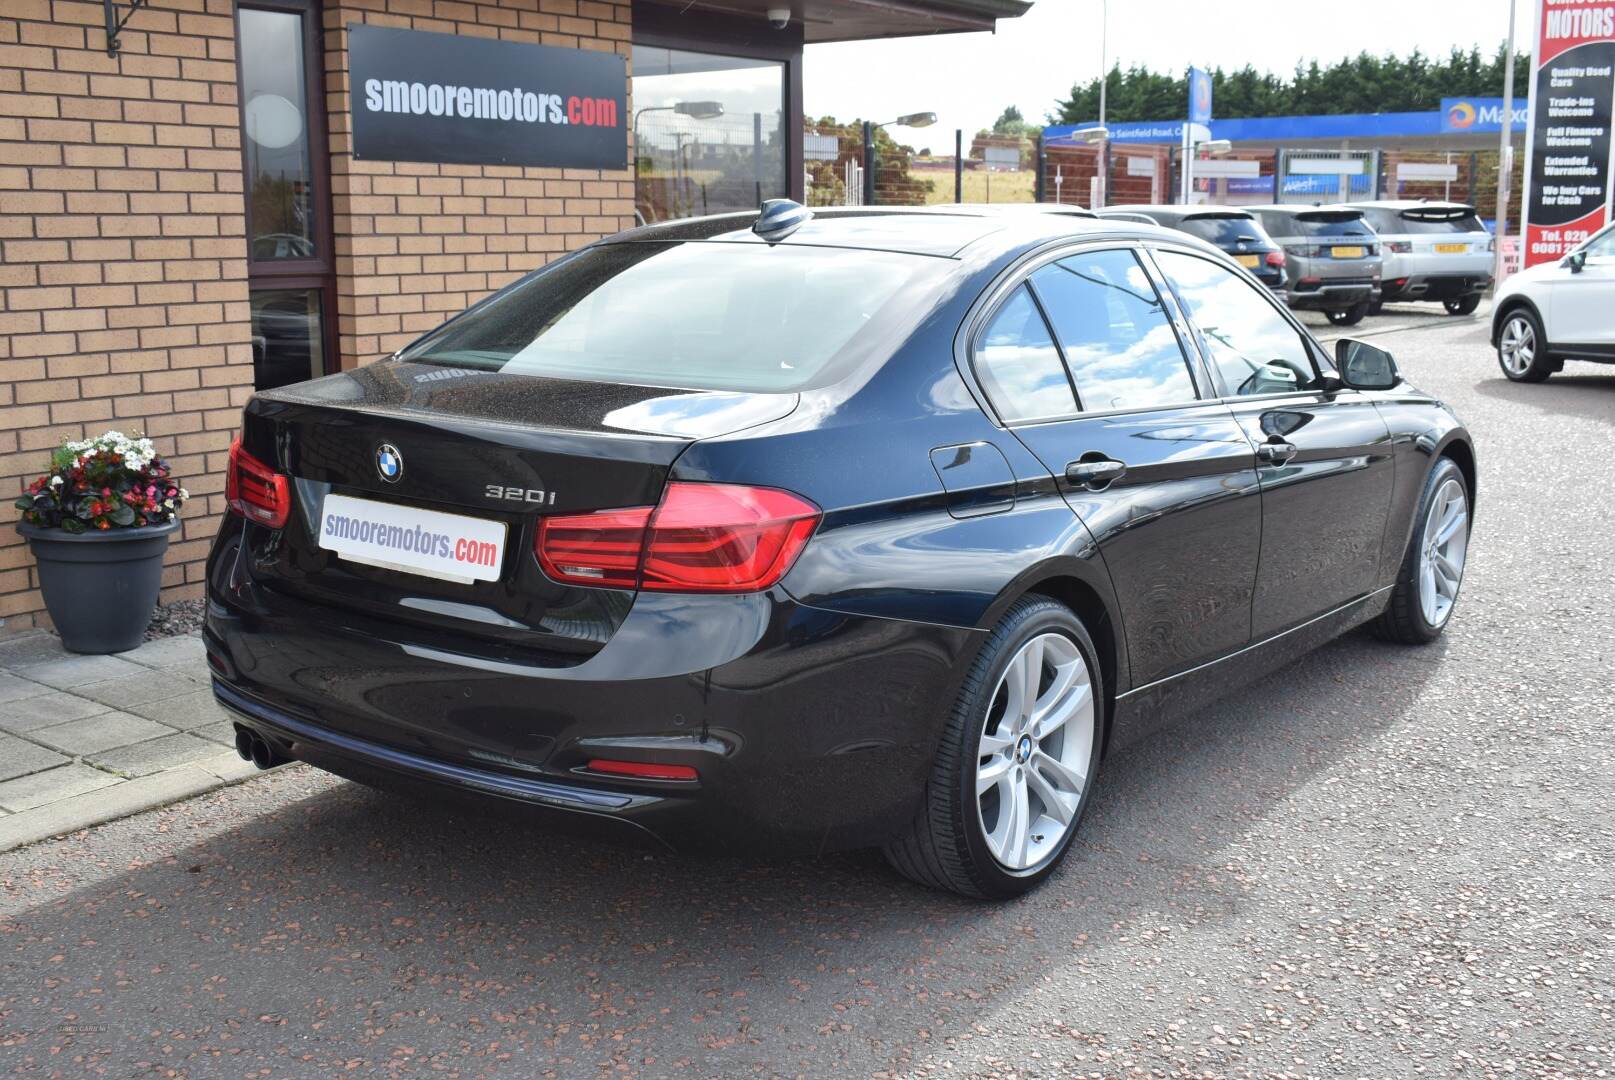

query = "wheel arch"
1435;432;1478;515
1491;294;1545;349
977;561;1127;759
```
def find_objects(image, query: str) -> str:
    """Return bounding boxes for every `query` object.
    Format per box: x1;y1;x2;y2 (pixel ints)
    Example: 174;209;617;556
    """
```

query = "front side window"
1030;249;1197;412
399;242;949;394
1155;250;1320;397
973;285;1076;422
1581;225;1615;257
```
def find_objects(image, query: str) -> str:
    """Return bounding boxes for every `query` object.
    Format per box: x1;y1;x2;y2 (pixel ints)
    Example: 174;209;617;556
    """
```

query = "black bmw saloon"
206;202;1476;899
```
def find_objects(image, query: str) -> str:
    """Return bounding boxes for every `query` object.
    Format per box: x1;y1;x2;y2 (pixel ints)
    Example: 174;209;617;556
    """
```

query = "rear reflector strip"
585;758;699;782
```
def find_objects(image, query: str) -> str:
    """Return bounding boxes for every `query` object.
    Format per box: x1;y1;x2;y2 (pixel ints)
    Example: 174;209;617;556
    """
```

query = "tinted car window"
1583;225;1615;256
397;242;950;393
975;285;1077;422
1156;250;1320;397
1031;249;1197;412
1290;213;1373;239
1178;215;1266;246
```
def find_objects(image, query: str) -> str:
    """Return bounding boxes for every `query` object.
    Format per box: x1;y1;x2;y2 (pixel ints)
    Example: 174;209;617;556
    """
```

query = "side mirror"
1567;250;1587;273
1334;338;1400;391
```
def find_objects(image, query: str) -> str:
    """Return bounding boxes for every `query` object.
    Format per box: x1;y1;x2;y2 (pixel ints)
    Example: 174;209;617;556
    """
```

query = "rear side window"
1029;249;1198;411
1155;250;1320;397
1178;215;1266;246
974;285;1077;422
396;242;950;393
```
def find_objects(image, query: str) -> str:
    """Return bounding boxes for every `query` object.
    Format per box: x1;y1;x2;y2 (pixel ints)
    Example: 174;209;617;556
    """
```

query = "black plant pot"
17;520;180;654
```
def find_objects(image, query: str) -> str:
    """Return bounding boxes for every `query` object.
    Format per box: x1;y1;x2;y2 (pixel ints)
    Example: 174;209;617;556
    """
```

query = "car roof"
605;205;1163;260
1342;199;1476;213
1099;204;1255;221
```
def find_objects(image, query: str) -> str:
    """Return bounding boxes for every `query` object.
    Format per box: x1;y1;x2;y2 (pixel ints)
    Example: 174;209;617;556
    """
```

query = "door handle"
1065;458;1127;489
1256;440;1297;465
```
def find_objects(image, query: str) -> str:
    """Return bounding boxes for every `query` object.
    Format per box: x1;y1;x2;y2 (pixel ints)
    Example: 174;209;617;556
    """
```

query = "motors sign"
348;25;627;170
1520;0;1615;266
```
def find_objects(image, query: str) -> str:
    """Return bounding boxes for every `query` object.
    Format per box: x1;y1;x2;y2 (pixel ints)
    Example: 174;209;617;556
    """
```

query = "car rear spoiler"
1399;205;1475;221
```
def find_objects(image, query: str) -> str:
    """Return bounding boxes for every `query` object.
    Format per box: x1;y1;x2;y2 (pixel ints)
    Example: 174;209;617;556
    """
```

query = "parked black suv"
1096;205;1287;298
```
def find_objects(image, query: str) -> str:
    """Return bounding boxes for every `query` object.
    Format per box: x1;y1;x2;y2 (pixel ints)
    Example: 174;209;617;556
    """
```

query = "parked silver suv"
1343;200;1493;315
1248;206;1383;326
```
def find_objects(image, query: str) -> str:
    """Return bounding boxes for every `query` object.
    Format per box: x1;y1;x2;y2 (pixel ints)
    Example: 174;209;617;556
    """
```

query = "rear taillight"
226;437;290;528
1386;240;1413;253
1264;250;1286;267
535;482;820;594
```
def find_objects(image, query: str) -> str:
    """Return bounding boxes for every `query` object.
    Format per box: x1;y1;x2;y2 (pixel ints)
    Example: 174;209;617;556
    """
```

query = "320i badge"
206;203;1476;899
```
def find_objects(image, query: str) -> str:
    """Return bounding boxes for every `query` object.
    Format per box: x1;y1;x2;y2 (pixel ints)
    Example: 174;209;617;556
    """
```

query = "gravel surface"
2;316;1612;1079
144;597;206;641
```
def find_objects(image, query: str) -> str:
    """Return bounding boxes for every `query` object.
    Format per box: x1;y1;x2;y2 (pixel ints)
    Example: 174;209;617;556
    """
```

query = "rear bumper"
1285;281;1380;312
204;537;980;855
1379;271;1493;301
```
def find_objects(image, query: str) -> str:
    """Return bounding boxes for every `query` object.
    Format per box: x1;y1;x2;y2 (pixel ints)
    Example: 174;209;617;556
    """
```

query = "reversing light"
1387;240;1413;253
536;482;820;594
226;437;291;528
585;758;699;781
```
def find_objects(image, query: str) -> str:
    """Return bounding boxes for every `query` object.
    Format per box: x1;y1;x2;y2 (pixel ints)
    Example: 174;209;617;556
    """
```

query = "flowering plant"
14;431;188;533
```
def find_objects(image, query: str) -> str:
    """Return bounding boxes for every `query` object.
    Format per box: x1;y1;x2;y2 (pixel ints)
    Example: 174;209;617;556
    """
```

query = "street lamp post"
631;101;725;223
1495;0;1518;285
1046;125;1108;207
861;111;936;206
1096;0;1108;207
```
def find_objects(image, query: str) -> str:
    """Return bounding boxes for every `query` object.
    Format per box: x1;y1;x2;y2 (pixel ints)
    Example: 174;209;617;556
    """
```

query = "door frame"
235;0;340;383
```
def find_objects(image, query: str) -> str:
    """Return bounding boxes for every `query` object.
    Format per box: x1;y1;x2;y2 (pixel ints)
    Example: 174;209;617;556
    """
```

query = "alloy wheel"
975;632;1095;871
1418;477;1469;628
1499;316;1536;377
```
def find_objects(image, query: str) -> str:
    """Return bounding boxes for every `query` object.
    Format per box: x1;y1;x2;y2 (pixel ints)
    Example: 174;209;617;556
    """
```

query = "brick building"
0;0;1030;633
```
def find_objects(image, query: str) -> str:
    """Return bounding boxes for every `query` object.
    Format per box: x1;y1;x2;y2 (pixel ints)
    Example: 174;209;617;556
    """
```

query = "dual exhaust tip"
233;724;290;771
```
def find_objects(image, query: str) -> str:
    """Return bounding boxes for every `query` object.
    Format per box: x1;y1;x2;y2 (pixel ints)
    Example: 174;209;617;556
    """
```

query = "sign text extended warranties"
347;24;627;170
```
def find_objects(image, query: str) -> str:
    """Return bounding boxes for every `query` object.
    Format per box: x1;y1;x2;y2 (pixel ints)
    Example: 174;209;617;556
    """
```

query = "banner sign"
1521;1;1615;267
348;24;627;169
1188;67;1213;126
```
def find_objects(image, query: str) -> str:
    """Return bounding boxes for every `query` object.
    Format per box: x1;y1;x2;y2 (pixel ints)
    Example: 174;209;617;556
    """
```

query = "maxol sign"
1441;97;1534;133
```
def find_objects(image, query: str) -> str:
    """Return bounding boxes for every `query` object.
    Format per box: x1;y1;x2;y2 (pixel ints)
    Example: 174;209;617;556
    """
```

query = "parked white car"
1345;201;1494;315
1491;223;1615;382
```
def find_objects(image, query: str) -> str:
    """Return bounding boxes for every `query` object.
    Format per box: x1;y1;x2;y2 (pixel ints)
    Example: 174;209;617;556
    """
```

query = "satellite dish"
245;93;303;150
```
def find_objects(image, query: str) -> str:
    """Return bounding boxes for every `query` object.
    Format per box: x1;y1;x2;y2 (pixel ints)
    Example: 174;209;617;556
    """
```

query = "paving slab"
0;764;240;852
0;763;121;813
0;633;69;668
116;635;205;670
26;712;174;756
88;732;219;778
0;690;112;735
0;732;70;782
15;653;149;692
130;687;230;731
0;673;51;705
192;719;240;747
76;669;203;709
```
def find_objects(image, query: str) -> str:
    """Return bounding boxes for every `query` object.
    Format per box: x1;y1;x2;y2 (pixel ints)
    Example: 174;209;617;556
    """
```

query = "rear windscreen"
1261;213;1373;239
396;242;949;393
1178;215;1267;245
1395;211;1487;234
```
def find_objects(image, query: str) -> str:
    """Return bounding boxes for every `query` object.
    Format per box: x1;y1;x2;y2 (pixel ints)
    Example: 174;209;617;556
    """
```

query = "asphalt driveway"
2;311;1611;1079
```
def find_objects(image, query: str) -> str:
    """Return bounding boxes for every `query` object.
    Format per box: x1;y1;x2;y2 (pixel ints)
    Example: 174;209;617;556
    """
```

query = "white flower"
49;476;62;487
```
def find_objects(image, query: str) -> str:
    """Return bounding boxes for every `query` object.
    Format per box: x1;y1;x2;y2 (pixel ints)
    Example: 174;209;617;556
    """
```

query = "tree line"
1049;45;1531;124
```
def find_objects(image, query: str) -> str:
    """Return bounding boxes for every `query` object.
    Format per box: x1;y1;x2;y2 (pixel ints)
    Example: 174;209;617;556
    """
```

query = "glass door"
237;0;336;390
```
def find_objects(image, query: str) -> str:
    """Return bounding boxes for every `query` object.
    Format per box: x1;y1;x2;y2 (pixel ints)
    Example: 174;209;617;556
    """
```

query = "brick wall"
0;0;636;635
0;0;255;633
323;0;635;365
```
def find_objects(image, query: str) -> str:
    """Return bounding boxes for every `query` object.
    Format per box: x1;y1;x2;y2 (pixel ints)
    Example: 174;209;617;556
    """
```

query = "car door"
971;245;1262;689
1550;225;1615;347
1151;247;1397;639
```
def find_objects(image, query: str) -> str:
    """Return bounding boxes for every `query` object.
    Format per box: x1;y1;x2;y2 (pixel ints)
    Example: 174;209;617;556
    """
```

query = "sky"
803;0;1537;141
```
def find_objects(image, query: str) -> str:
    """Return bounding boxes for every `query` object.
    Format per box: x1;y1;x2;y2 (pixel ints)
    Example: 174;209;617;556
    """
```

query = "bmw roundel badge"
376;443;404;483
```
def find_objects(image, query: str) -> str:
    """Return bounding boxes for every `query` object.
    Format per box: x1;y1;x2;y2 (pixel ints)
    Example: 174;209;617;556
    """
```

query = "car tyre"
1371;457;1470;645
1496;307;1553;382
1367;300;1384;316
1444;294;1481;316
884;595;1102;900
1326;301;1370;326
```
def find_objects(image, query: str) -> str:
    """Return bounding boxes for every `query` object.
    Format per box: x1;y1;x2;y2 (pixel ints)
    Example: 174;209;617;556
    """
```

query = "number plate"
318;493;506;584
1236;254;1260;268
1434;242;1468;253
1330;246;1366;258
